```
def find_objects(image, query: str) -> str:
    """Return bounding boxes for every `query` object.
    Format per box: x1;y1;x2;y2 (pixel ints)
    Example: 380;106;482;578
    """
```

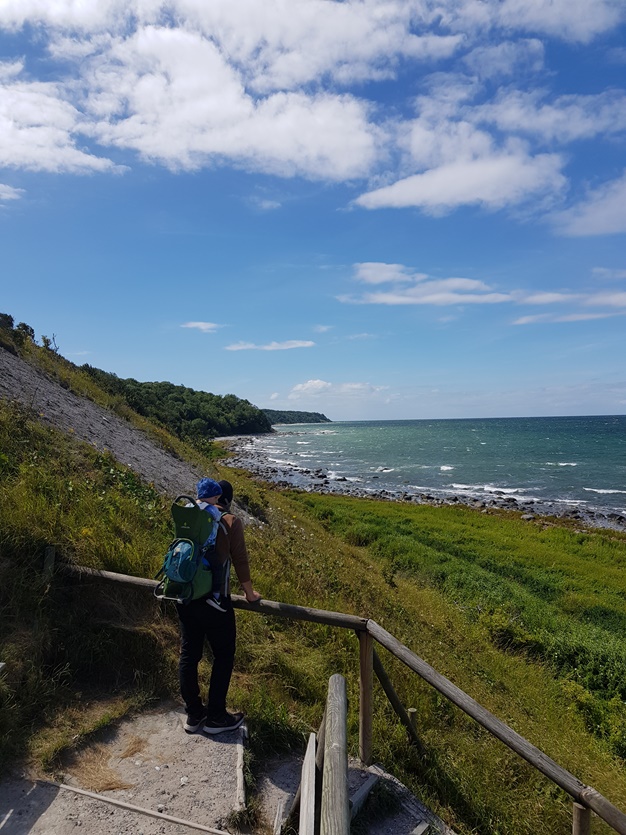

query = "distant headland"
262;409;331;425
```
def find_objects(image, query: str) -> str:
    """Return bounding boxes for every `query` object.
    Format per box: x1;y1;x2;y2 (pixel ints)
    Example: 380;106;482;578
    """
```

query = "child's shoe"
206;595;228;612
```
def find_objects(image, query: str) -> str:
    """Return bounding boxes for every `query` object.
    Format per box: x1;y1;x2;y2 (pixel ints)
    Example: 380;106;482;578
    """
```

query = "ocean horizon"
230;414;626;526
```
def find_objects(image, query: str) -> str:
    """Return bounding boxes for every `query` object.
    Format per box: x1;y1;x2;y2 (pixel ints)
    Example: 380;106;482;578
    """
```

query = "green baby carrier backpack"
154;495;222;604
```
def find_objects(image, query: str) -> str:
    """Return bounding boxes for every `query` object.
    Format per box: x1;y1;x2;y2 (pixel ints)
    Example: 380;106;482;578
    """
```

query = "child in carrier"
195;477;227;612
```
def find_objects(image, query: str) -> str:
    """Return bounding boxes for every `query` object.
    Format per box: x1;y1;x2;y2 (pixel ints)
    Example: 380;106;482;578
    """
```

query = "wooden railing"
61;564;626;835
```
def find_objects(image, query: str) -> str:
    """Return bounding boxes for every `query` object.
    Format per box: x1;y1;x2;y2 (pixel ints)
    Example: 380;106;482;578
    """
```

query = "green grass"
288;493;626;756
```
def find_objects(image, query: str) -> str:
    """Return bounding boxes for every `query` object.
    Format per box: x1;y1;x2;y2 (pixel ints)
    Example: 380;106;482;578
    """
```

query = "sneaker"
183;712;207;733
203;711;245;735
206;596;228;612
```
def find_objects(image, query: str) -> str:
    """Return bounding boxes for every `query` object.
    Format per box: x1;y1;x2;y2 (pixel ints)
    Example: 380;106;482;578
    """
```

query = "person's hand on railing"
241;580;262;603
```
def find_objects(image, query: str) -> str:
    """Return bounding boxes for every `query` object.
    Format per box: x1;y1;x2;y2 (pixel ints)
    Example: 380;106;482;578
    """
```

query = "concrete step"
257;755;456;835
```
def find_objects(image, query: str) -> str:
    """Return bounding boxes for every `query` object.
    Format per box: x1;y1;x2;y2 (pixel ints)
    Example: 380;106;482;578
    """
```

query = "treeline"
81;366;273;440
0;312;36;354
263;409;331;424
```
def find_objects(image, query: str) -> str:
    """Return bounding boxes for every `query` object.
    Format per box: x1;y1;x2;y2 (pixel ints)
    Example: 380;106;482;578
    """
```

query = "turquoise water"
248;416;626;517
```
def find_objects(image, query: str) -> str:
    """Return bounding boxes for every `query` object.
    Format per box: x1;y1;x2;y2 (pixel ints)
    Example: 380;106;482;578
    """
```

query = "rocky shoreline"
222;435;626;533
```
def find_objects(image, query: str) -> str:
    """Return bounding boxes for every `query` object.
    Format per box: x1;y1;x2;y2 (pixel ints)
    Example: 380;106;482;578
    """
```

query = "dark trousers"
176;598;236;719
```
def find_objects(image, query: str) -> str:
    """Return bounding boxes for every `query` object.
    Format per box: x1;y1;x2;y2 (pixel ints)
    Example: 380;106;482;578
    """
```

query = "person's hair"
218;480;234;506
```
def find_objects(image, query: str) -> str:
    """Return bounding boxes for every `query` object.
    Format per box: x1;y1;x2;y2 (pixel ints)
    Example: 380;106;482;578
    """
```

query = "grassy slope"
2;359;626;832
231;485;626;835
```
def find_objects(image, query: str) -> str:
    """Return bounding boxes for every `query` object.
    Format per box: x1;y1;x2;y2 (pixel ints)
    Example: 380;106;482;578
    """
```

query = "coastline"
222;434;626;533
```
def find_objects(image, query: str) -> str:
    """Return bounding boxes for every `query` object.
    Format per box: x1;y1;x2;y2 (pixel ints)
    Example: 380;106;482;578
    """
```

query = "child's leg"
208;553;223;599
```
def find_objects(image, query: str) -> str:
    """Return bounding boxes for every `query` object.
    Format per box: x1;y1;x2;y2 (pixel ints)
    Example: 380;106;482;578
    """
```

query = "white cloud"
496;0;623;43
462;39;544;80
180;1;462;93
289;379;332;395
181;321;221;333
584;292;626;308
313;324;332;333
514;312;621;324
1;0;620;47
0;183;24;201
0;64;117;173
342;263;512;305
474;90;626;142
593;267;626;281
79;25;379;179
356;152;565;212
516;292;581;304
287;378;386;401
354;262;417;284
250;197;281;211
553;171;626;236
225;340;315;351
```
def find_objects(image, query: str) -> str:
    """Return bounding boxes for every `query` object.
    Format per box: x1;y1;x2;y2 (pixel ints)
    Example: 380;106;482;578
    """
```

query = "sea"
234;415;626;523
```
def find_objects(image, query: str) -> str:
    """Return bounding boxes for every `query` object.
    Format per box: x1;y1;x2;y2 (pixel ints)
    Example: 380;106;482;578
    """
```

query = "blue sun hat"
196;477;222;500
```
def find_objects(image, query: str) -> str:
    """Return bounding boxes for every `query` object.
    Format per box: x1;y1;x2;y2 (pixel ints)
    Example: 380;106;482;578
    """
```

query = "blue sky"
1;1;625;421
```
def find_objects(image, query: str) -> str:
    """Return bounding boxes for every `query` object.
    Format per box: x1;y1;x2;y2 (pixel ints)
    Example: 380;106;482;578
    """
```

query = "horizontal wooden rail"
367;620;626;835
60;564;369;631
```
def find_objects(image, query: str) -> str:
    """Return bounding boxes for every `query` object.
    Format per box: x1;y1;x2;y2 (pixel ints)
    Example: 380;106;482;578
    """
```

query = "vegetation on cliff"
81;365;273;440
262;408;331;424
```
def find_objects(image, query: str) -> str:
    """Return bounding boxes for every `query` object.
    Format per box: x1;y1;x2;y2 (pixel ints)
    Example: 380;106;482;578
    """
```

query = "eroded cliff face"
0;347;204;498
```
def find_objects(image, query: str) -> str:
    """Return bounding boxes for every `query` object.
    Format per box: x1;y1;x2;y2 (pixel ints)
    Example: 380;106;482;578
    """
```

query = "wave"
545;461;578;467
268;457;300;467
450;483;528;495
584;488;626;495
440;465;454;471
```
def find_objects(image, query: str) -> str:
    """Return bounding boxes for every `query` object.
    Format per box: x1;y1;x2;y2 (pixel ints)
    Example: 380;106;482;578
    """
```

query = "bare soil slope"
0;348;202;497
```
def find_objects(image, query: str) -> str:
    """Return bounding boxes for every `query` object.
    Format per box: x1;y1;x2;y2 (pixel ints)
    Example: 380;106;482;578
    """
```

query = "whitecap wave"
584;488;626;495
545;461;577;467
440;465;454;471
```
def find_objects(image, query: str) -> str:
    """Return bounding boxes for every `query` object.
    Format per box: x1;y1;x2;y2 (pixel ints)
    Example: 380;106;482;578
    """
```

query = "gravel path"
0;706;246;835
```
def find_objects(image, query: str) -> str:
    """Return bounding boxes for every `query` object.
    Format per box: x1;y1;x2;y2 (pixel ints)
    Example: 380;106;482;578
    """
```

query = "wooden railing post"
43;545;55;581
373;649;423;752
573;802;592;835
299;732;317;835
358;630;373;765
321;674;350;835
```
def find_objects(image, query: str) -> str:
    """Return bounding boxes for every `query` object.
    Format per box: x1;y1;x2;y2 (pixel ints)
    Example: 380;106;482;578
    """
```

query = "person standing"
177;478;262;734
